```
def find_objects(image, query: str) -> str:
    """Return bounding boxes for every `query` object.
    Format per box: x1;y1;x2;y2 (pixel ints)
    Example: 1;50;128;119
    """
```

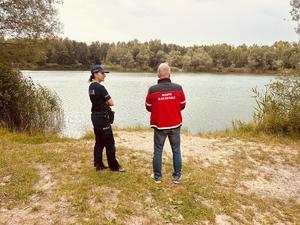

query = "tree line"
1;38;300;73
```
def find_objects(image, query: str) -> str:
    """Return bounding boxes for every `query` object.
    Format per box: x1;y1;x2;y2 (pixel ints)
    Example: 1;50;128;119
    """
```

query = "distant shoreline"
18;64;296;76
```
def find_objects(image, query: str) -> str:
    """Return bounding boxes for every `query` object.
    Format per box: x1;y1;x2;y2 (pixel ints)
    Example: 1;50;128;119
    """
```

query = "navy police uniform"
89;82;120;170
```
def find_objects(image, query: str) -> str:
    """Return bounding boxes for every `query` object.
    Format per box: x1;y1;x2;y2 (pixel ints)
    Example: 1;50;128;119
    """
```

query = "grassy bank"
0;128;299;224
199;125;300;146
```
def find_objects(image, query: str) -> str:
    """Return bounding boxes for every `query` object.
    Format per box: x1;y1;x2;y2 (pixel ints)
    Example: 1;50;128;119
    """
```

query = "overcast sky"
58;0;298;46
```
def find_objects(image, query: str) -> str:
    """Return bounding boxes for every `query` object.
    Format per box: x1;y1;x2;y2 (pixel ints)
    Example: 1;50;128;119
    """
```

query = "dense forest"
1;38;299;73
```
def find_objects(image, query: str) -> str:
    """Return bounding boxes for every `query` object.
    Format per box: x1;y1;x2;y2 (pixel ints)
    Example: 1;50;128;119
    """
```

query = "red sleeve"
145;88;152;112
180;90;186;110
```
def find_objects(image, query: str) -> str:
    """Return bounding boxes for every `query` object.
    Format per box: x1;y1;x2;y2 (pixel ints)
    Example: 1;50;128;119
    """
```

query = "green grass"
200;121;300;146
0;128;73;144
0;128;299;224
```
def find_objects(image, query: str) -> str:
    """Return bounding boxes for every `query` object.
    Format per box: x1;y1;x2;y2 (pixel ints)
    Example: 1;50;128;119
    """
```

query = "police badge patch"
89;89;95;95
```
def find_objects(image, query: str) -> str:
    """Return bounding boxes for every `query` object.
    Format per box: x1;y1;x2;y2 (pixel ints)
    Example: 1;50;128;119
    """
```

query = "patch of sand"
0;164;76;225
240;164;300;203
114;131;238;167
215;214;239;225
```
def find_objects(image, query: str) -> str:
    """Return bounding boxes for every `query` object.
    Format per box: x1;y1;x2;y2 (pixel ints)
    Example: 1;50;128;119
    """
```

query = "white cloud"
58;0;298;46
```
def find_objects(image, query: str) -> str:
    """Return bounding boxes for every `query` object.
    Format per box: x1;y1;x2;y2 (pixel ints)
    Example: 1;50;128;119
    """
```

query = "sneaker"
151;174;161;183
115;167;126;172
173;179;180;184
95;165;108;171
173;177;181;184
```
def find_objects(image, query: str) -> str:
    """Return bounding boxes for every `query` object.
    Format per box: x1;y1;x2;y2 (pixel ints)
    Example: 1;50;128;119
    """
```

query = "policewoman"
88;65;125;172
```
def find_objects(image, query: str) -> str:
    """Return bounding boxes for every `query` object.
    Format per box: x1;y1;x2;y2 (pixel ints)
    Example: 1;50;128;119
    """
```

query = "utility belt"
92;109;115;124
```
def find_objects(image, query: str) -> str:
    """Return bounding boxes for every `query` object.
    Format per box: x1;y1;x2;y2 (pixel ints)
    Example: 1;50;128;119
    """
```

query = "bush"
0;64;64;134
252;75;300;137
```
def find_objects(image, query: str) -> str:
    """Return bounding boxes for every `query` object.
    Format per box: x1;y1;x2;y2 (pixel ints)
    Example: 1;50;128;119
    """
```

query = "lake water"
22;71;276;138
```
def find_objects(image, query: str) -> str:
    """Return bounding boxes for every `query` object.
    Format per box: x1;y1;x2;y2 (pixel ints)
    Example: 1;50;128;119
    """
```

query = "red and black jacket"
145;78;186;129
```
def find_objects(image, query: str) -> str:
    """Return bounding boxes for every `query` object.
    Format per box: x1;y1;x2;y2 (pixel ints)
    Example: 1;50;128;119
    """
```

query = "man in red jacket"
145;63;186;184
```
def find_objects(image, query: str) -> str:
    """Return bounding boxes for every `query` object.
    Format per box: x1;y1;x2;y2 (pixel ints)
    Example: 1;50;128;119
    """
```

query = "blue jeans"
153;127;182;181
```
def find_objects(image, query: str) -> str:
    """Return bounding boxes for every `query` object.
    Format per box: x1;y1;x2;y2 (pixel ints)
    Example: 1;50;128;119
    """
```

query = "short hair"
157;63;171;78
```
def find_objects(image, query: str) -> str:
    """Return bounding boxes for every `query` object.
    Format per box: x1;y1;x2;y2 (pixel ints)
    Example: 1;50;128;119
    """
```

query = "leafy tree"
190;48;213;71
89;41;102;64
0;0;62;38
88;41;110;64
207;44;232;69
182;50;192;71
231;45;249;68
118;48;135;68
247;45;265;70
288;43;300;69
148;39;164;68
155;50;167;66
128;39;141;63
262;49;278;70
136;45;151;69
167;50;183;68
106;47;121;65
290;0;300;36
74;42;90;65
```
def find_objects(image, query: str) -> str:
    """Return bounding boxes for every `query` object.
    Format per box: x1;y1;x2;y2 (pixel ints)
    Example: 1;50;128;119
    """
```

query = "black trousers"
91;113;120;170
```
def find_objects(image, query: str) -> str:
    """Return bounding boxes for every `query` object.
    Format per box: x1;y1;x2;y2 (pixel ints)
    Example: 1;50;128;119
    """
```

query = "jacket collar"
158;78;171;84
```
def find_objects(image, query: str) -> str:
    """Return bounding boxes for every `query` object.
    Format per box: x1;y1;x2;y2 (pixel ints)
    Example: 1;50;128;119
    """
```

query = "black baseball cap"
91;65;109;74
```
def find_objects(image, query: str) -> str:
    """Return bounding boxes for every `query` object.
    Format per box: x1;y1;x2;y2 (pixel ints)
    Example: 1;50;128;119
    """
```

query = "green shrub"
0;64;63;134
252;75;300;137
